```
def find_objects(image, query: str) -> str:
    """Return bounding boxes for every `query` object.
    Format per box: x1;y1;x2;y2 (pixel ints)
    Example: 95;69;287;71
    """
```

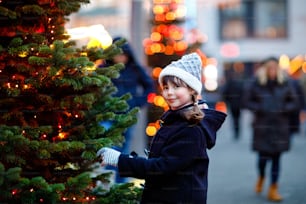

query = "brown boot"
267;183;283;202
255;176;265;194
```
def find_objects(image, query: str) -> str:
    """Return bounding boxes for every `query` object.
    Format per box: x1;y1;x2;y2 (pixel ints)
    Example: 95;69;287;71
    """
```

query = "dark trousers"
229;106;241;139
257;152;281;184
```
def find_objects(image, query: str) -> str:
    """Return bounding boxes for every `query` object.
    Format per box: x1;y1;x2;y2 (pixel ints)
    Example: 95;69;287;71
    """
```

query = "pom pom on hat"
158;52;203;94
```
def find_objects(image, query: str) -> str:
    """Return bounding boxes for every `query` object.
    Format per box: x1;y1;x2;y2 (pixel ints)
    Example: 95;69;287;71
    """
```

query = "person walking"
97;53;227;204
243;57;300;202
221;67;244;140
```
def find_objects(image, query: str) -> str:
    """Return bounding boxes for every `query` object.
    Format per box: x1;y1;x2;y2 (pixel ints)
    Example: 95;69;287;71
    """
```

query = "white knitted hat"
158;52;203;94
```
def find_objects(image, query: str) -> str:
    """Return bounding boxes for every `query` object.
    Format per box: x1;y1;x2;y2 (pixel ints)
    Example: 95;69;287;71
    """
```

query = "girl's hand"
97;147;121;167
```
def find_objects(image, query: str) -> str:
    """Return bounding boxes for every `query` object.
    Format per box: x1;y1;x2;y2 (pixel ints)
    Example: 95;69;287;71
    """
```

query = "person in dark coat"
243;57;300;202
97;53;227;204
221;68;244;140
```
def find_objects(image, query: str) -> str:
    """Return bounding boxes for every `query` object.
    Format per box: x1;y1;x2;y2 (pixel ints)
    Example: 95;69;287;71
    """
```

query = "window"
219;0;287;40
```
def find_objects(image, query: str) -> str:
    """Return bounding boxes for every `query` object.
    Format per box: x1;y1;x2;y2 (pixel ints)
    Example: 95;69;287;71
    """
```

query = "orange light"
145;46;154;55
154;95;168;108
154;0;173;3
156;24;168;35
151;32;162;42
147;92;157;103
170;30;183;40
58;132;66;139
150;43;165;53
164;45;174;55
146;125;157;137
289;55;304;74
152;67;163;79
173;41;187;52
150;43;161;52
215;101;227;113
173;0;184;4
18;51;28;58
155;14;165;22
165;11;176;21
153;5;164;14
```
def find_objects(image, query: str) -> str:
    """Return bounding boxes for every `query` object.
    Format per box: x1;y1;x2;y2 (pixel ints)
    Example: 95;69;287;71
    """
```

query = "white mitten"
97;147;120;167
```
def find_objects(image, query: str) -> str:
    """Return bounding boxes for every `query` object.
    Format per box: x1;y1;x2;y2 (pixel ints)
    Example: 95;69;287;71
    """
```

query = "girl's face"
161;80;194;110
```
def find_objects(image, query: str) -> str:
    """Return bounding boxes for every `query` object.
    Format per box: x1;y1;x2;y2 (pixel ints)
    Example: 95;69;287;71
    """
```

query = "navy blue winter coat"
117;105;227;204
243;78;300;153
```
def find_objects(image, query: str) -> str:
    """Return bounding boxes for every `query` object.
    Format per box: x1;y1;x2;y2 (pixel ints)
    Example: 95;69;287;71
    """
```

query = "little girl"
97;53;227;204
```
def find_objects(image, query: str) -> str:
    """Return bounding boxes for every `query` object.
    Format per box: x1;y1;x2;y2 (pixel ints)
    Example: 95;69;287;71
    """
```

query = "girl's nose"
166;87;174;94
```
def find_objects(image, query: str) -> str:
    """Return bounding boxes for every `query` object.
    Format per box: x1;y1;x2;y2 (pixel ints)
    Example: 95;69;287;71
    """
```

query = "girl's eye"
162;86;169;90
172;84;180;89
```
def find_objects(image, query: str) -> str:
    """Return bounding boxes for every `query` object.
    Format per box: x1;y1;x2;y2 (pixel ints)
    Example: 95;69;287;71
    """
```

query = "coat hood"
113;36;137;64
200;108;227;149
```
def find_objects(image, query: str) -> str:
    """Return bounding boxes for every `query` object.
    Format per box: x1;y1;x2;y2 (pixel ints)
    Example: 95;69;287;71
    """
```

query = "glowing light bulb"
18;51;28;58
146;125;157;136
58;132;66;139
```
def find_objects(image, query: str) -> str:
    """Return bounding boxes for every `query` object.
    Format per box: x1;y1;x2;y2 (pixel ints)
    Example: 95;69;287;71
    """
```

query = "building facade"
197;0;306;78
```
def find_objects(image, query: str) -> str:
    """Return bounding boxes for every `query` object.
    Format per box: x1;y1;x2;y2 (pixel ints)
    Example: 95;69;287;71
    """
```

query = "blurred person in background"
102;36;154;183
243;57;300;202
221;66;244;140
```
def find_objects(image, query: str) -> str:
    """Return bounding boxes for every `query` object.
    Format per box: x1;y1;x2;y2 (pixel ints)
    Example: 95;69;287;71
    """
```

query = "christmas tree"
0;0;141;203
